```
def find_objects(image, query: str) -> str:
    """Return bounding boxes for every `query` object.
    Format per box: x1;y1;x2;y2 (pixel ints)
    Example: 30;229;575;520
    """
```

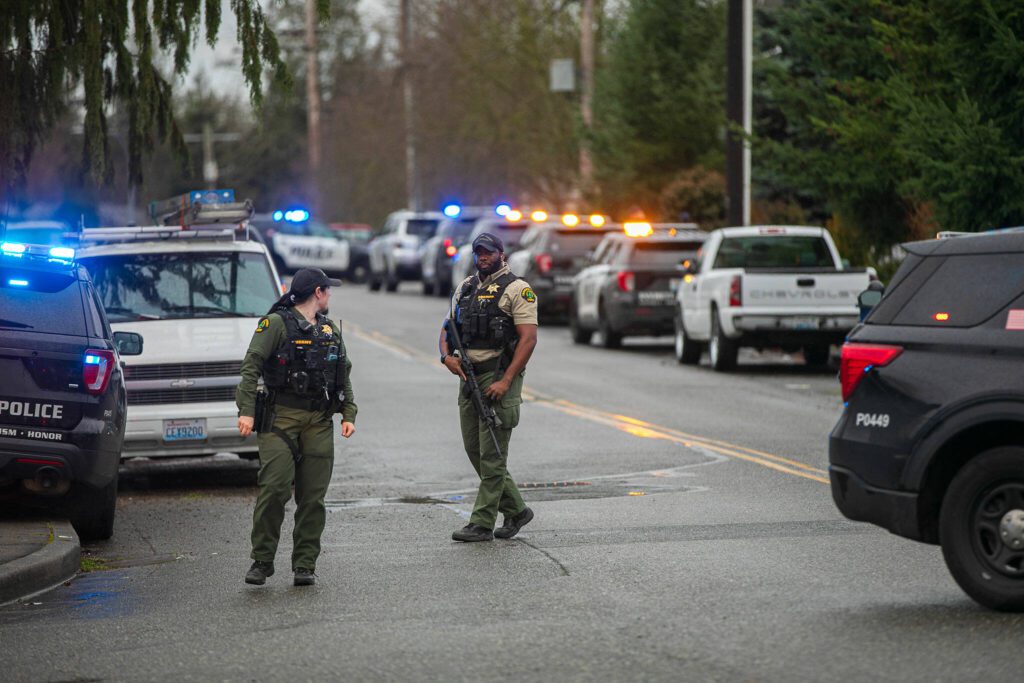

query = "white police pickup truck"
75;190;283;459
674;226;869;371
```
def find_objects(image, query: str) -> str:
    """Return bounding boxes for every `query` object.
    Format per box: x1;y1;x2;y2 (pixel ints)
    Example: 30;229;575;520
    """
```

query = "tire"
368;271;382;291
569;301;593;345
598;302;622;349
709;309;738;371
674;313;702;365
940;446;1024;611
348;263;369;284
803;345;831;367
70;477;118;542
385;265;399;292
422;279;435;296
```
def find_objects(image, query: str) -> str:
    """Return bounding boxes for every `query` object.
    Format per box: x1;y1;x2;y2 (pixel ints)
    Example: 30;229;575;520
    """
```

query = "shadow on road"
118;455;258;493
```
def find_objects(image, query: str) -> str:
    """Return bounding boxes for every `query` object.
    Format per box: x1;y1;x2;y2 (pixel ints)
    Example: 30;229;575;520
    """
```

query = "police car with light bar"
0;240;143;540
250;208;351;278
73;190;283;461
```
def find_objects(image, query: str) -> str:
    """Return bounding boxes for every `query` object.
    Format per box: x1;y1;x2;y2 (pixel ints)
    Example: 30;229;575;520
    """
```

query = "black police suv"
830;230;1024;611
509;222;618;322
0;242;143;540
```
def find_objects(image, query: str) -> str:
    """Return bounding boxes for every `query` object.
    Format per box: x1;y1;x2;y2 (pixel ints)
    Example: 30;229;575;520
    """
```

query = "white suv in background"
75;194;283;459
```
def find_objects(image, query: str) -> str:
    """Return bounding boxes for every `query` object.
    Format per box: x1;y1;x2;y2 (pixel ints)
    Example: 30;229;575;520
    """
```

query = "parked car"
570;229;707;348
674;226;870;370
448;216;533;290
831;229;1024;611
367;210;443;292
76;191;282;462
0;240;143;540
421;210;491;297
505;222;619;321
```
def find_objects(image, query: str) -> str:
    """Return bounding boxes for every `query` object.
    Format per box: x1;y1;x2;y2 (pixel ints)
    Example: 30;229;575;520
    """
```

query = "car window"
713;235;834;269
82;251;280;322
405;219;439;239
549;230;608;256
0;271;87;335
889;253;1024;327
629;241;703;266
84;284;112;338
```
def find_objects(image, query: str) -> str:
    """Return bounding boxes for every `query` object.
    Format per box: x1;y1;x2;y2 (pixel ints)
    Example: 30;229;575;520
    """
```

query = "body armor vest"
456;272;519;350
263;311;346;401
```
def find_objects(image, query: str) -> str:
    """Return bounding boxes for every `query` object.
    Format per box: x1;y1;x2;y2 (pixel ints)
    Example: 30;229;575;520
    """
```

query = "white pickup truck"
674;226;869;371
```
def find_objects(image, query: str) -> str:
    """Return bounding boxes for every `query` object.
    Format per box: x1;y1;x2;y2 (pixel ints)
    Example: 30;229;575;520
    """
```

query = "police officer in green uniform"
438;233;538;542
236;268;357;586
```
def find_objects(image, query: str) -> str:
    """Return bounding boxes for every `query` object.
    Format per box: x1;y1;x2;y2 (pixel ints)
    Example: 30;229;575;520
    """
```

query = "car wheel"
385;265;399;292
368;271;382;291
940;446;1024;612
598;302;622;349
709;309;738;371
569;301;592;345
674;314;702;365
437;273;452;298
348;263;369;284
69;477;118;542
422;279;435;296
803;345;831;367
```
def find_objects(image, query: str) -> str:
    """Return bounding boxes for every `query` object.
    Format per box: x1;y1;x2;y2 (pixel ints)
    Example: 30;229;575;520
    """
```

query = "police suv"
831;230;1024;611
0;240;143;540
75;190;282;460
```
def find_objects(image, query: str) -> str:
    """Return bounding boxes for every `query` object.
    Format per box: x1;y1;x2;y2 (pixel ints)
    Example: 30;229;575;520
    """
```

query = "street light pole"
579;0;595;194
305;0;322;206
401;0;419;211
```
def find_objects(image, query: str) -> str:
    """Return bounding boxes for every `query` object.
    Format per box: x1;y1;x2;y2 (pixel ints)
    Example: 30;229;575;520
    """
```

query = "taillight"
83;349;115;395
536;253;553;274
445;245;458;257
840;343;902;401
617;271;635;292
729;275;742;307
443;238;452;248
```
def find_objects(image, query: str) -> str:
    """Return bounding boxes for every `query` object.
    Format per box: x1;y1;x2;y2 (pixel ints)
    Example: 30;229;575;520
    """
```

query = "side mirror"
841;258;851;269
113;331;144;356
858;283;885;321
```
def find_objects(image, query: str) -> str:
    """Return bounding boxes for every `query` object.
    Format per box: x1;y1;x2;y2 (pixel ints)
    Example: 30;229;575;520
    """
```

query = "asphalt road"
2;283;1021;681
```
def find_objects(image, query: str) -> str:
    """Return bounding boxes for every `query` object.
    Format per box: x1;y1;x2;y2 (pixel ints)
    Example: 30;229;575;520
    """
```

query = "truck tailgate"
742;271;867;310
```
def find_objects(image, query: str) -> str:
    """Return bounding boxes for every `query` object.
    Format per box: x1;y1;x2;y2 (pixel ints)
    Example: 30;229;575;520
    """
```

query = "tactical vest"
263;311;346;401
456;272;519;350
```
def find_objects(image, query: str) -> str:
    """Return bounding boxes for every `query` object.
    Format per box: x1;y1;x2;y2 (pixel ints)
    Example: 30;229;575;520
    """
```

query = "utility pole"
401;0;419;211
726;0;752;226
305;0;322;207
579;0;595;194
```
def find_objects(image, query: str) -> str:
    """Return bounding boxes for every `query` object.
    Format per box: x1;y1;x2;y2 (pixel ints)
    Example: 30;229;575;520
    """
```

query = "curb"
0;520;80;606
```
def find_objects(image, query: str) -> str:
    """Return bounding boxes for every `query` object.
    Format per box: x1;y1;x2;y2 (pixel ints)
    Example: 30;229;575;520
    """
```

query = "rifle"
444;318;505;458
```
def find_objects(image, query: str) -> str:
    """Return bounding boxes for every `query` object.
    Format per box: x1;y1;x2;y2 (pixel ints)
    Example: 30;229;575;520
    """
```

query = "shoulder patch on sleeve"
255;317;270;333
521;287;537;304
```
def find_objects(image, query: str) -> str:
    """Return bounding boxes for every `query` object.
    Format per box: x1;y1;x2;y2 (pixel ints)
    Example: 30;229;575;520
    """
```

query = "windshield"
713;235;835;269
406;219;439;239
629;241;703;267
550;230;609;256
81;251;280;322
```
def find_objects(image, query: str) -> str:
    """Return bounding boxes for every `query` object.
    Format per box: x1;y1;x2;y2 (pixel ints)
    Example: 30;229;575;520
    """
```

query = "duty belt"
274;393;330;412
471;357;503;374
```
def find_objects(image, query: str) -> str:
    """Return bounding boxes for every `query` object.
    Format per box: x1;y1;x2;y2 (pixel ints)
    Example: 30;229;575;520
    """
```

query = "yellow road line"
347;321;829;485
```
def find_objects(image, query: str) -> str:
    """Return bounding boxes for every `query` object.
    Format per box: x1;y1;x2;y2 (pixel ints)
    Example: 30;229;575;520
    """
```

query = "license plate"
163;418;207;442
554;276;574;288
791;316;821;330
638;291;674;305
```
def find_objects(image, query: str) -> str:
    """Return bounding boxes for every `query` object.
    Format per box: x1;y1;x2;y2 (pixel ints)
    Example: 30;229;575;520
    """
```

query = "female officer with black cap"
235;268;357;587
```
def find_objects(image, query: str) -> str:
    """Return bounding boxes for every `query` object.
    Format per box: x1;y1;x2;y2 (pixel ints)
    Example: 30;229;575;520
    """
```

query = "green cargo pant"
250;405;335;571
459;369;527;530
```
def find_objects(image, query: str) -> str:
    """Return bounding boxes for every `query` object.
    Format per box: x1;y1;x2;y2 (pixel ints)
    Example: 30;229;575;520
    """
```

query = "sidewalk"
0;518;80;605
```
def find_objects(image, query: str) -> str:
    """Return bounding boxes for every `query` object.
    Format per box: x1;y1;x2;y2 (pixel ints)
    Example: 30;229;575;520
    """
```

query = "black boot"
451;523;494;542
293;568;317;586
245;561;275;585
494;507;534;539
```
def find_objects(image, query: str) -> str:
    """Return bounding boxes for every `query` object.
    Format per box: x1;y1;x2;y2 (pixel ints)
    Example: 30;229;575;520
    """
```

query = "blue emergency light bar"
189;189;235;204
495;203;512;217
443;203;462;218
273;209;310;223
0;242;76;263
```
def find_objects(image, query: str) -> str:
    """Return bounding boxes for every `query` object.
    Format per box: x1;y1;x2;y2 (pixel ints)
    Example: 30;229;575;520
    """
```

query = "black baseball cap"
472;232;504;253
289;268;342;296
